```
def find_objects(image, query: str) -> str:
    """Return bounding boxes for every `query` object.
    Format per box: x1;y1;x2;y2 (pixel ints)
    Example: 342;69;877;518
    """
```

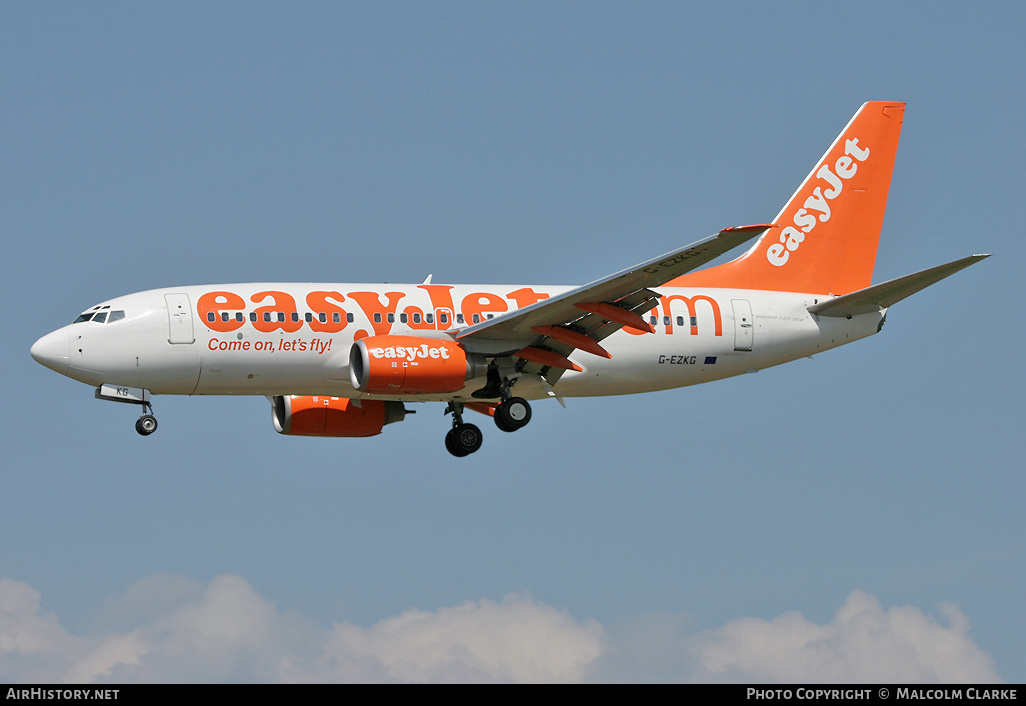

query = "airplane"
30;101;988;457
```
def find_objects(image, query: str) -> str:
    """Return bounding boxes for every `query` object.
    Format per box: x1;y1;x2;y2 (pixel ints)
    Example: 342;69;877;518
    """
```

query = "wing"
455;224;771;385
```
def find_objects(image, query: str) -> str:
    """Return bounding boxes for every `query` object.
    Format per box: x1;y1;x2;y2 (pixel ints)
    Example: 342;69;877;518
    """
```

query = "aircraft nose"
31;328;70;374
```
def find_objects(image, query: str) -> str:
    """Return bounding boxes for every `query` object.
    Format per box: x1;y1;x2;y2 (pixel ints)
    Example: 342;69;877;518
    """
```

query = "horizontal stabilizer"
808;254;990;317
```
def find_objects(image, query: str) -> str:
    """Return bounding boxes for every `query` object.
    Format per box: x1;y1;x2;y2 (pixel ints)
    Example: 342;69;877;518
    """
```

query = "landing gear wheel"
445;423;483;457
494;397;531;432
135;414;158;436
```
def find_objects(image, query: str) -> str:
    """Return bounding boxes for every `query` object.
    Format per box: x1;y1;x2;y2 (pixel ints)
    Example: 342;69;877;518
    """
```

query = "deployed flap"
808;254;989;317
456;224;769;349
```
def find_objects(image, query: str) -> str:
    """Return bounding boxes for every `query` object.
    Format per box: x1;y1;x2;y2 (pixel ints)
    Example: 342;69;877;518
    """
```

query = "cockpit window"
73;309;125;324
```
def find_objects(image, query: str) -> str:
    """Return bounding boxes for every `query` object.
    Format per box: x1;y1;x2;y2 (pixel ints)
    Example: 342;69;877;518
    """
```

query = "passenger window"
690;316;697;327
332;313;341;323
347;313;354;323
650;315;657;325
221;313;230;322
264;313;272;322
250;313;257;322
277;313;285;323
319;313;327;323
305;313;313;323
291;313;299;323
663;316;670;326
472;314;481;324
235;313;244;322
207;313;216;323
387;313;395;323
412;313;421;324
456;314;464;324
676;316;684;326
400;313;408;323
374;313;382;323
426;313;435;324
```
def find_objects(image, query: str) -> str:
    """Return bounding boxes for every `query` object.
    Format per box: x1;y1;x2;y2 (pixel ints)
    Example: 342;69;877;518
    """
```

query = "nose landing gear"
94;385;158;437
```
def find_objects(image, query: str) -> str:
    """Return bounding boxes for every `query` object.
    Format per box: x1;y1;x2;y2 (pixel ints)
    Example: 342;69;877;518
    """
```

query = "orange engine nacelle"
350;335;485;395
272;395;406;437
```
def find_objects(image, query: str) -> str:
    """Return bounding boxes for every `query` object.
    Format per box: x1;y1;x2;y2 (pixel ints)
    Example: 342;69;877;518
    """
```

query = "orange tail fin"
675;101;905;295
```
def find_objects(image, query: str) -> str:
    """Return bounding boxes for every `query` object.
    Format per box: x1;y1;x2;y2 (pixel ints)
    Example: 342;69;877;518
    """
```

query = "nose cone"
31;328;70;375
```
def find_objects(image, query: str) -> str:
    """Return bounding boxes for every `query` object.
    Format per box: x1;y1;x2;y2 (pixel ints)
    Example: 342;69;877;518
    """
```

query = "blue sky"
2;2;1023;682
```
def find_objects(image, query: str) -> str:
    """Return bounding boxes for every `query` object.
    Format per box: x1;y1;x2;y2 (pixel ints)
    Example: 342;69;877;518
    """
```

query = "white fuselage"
31;283;884;402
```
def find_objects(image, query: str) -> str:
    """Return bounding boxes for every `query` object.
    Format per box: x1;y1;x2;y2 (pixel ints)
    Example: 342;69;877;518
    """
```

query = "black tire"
447;423;483;456
445;428;468;457
494;397;531;432
494;413;517;433
135;415;158;436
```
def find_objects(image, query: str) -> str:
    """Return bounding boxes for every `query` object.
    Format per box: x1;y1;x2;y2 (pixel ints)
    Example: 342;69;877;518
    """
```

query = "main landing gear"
490;373;532;434
445;403;483;457
494;397;531;432
445;375;534;457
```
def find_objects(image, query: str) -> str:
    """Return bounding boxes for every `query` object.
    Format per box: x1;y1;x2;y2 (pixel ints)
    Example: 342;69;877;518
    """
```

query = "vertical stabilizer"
674;102;905;294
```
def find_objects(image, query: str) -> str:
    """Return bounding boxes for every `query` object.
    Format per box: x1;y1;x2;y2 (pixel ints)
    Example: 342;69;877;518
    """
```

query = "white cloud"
0;577;1002;683
306;594;604;683
0;578;70;655
0;578;81;683
694;590;1000;683
62;632;148;685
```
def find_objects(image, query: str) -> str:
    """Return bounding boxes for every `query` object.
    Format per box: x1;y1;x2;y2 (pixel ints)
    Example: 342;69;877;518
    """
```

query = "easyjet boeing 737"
31;102;988;456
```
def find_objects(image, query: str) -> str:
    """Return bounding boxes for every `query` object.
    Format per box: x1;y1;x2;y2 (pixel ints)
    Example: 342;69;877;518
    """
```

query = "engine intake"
350;335;485;395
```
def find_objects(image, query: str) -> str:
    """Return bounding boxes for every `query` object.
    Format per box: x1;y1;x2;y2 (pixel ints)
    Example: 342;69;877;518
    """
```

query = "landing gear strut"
493;374;531;433
134;400;158;436
448;366;535;455
94;385;158;437
444;402;483;457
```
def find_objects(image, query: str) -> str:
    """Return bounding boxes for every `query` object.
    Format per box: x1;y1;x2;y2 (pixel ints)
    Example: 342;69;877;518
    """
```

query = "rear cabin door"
731;299;753;352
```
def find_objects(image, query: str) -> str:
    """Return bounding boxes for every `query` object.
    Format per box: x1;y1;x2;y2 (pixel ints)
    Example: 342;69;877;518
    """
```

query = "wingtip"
722;223;774;234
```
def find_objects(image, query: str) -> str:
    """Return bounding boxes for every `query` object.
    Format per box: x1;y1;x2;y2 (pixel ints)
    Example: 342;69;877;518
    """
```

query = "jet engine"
349;335;487;395
272;395;407;437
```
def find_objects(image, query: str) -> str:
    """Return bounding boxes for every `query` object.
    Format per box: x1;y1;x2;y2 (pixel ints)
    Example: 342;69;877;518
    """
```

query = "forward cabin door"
165;293;195;344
